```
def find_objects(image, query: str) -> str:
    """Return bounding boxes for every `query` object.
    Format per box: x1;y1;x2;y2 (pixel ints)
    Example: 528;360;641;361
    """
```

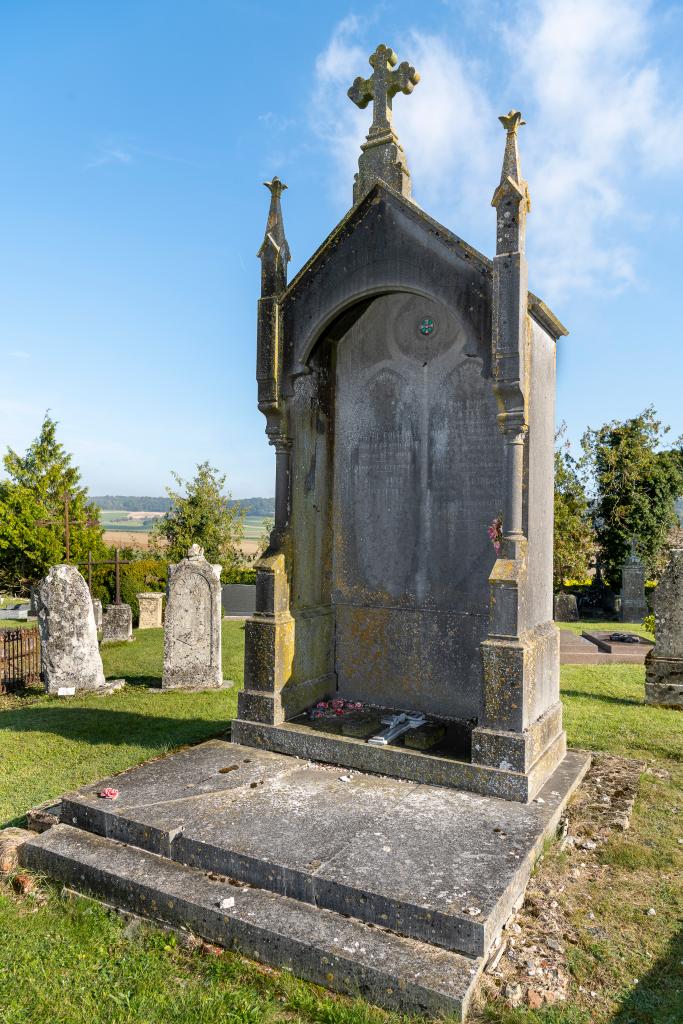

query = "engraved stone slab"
620;542;648;622
646;549;683;709
101;603;133;643
137;592;163;629
92;598;103;631
553;592;578;622
35;564;106;693
162;545;222;690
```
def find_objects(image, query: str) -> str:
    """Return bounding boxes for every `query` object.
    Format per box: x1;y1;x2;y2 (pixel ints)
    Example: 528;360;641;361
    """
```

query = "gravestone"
645;549;683;708
554;592;579;622
231;51;572;803
137;592;163;629
162;545;223;690
35;564;106;693
92;598;103;631
101;603;133;643
620;539;648;622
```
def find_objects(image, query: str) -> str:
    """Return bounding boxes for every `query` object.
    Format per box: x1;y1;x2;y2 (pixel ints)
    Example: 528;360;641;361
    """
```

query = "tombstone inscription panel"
333;293;505;718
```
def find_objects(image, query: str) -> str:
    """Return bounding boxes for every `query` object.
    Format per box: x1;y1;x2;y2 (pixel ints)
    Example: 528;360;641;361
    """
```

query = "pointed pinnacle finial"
492;111;531;254
258;176;290;296
347;43;419;204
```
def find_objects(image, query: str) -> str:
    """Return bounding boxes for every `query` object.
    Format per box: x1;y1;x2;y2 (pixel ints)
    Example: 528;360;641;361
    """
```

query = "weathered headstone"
92;598;103;631
554;592;579;622
162;545;223;690
137;592;163;629
231;52;572;803
645;549;683;709
34;564;106;693
620;539;648;622
101;603;133;643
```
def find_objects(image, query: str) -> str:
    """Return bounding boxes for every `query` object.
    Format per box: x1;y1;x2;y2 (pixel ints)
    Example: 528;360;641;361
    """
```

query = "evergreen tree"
581;407;683;588
0;415;106;592
151;462;245;576
554;432;594;590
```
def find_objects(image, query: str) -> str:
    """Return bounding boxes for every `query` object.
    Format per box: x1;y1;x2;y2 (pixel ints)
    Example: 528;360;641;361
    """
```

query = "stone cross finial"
348;44;419;204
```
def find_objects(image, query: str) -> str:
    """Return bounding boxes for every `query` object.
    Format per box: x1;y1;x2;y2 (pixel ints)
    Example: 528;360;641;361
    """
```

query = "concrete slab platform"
21;823;484;1020
57;740;590;958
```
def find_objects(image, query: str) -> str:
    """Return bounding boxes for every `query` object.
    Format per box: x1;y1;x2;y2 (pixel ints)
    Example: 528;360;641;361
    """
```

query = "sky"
1;0;682;498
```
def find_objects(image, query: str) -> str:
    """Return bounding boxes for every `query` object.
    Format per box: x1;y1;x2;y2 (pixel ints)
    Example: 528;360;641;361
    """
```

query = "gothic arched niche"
331;291;505;718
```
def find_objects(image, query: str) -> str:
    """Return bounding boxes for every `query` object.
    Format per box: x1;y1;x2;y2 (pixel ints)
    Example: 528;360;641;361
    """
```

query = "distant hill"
93;495;274;516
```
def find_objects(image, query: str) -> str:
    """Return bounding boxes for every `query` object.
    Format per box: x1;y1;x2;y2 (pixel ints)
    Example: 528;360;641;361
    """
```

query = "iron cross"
348;44;419;139
36;490;99;563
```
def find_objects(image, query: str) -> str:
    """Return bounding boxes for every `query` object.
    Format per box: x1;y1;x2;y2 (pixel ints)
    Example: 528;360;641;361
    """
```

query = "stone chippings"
34;564;106;693
481;754;643;1012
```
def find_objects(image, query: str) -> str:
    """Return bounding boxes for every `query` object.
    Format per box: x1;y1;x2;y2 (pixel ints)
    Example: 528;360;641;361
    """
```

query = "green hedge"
98;559;168;623
222;566;257;585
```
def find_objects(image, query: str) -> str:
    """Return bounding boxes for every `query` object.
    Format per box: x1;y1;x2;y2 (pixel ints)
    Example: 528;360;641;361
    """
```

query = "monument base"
20;738;590;1021
645;658;683;709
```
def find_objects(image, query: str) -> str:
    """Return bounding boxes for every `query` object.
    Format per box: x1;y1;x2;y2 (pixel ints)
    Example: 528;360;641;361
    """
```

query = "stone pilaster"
474;112;564;779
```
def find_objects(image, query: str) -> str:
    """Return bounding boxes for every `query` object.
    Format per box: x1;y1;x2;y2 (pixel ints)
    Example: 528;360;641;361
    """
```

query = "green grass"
558;620;654;641
1;632;681;1024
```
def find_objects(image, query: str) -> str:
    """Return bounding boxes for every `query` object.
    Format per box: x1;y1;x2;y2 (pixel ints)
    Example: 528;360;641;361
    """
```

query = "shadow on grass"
0;706;233;749
612;926;683;1023
562;689;643;708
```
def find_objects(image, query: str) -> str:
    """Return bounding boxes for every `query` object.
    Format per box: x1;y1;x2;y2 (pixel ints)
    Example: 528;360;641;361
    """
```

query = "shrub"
222;566;257;586
100;559;169;623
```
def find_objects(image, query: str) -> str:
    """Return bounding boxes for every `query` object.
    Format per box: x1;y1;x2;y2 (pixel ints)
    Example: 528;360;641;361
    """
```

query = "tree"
553;431;594;590
151;462;245;575
581;407;683;588
0;414;106;592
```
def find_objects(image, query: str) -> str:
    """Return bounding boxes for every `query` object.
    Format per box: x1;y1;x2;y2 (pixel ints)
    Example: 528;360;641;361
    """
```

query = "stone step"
20;823;483;1020
56;741;590;959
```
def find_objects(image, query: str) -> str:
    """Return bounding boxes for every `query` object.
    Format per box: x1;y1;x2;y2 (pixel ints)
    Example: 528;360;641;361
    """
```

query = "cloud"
510;0;683;299
9;350;30;359
86;145;133;170
311;3;683;302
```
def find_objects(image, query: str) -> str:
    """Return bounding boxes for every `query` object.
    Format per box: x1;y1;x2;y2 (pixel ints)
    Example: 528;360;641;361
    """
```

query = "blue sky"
1;0;682;497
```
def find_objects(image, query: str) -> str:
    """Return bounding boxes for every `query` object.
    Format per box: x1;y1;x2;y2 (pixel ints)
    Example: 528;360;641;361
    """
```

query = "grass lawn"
558;620;655;641
0;626;681;1024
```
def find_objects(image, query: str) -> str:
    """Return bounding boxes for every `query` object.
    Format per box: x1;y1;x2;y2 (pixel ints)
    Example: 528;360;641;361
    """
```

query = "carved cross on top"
348;44;419;141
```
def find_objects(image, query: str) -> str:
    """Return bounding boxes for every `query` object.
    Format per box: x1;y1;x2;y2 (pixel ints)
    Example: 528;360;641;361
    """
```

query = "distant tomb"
101;603;133;643
162;545;223;690
645;549;683;709
137;592;163;629
620;539;648;623
554;592;579;622
35;565;106;694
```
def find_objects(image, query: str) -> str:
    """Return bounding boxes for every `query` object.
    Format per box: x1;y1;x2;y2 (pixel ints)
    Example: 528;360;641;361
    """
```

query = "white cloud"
9;350;30;359
512;0;683;299
311;3;683;302
86;145;133;170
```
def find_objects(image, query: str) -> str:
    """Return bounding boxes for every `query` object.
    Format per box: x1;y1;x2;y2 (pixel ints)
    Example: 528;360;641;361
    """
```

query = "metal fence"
0;626;41;692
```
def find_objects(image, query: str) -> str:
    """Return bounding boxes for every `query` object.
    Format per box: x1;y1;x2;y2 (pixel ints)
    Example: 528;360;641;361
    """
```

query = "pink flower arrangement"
98;788;119;800
487;516;503;554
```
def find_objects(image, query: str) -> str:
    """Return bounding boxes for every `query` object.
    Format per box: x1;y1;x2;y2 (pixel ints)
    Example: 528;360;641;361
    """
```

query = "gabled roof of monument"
284;181;568;341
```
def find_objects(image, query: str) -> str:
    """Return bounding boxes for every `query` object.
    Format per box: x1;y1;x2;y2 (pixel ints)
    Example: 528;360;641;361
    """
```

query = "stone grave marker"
554;592;579;622
645;549;683;708
620;539;648;622
162;545;223;690
92;598;103;631
34;564;107;694
101;603;133;643
137;592;163;629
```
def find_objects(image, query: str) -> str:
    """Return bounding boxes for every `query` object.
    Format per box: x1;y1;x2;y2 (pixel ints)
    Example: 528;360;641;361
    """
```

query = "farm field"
99;511;271;556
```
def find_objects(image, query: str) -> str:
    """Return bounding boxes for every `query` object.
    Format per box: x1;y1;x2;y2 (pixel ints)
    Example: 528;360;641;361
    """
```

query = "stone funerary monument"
162;545;223;690
233;47;570;804
21;46;589;1020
